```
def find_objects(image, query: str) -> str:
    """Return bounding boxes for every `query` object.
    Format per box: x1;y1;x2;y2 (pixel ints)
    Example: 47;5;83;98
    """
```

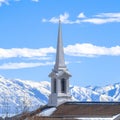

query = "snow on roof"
76;118;113;120
37;107;56;116
72;114;120;120
113;114;120;120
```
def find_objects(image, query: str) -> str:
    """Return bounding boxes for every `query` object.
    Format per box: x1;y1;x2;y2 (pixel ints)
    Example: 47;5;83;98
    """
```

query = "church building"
46;20;120;119
14;20;120;120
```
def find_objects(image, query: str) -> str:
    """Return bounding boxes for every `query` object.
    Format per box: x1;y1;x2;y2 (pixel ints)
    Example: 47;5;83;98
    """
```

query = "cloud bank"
0;43;120;69
42;12;120;24
0;62;54;69
65;43;120;57
0;44;120;59
0;47;55;59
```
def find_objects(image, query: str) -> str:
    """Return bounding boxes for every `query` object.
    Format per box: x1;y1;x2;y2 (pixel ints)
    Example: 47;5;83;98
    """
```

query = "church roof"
51;102;120;118
12;102;120;119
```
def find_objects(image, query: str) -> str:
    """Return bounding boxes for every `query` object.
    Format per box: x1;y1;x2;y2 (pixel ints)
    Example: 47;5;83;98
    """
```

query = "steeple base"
48;93;71;107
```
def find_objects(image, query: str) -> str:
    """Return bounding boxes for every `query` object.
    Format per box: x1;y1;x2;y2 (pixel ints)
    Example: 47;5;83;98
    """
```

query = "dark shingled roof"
51;102;120;118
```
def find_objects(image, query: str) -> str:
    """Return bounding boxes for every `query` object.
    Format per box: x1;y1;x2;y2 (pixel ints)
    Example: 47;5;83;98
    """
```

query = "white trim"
113;114;120;120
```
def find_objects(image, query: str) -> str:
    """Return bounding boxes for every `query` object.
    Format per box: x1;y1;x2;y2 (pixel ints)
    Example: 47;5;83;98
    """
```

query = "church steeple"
54;20;66;71
48;20;71;107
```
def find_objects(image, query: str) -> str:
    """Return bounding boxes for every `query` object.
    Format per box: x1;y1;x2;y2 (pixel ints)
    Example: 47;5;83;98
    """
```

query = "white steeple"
48;20;71;107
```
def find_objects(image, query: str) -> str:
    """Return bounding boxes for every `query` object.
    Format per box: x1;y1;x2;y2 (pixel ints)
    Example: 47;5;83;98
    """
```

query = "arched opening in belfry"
61;78;66;93
53;79;56;93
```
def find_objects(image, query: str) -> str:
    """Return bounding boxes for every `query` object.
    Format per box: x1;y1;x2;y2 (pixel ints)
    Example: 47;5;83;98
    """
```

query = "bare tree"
2;95;10;118
20;91;31;113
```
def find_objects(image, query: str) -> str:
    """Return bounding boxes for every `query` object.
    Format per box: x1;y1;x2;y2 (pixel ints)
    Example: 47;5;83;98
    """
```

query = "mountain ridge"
0;75;120;115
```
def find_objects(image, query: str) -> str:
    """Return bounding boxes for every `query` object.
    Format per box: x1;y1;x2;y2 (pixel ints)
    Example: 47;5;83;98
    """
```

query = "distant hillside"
0;75;120;115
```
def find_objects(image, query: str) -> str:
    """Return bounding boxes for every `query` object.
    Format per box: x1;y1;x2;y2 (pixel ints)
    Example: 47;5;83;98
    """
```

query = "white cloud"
31;0;39;2
0;0;39;6
64;43;120;57
42;12;120;24
80;12;120;24
82;17;120;25
0;44;120;60
0;61;74;69
77;12;86;18
83;12;120;24
27;57;51;60
0;44;120;69
0;62;54;69
42;18;47;22
0;0;9;6
82;18;112;24
75;61;82;64
42;13;79;24
0;47;55;59
95;13;120;18
14;0;20;1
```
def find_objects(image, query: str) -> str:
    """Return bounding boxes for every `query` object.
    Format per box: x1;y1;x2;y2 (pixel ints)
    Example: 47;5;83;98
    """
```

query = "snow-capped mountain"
0;75;120;115
70;83;120;102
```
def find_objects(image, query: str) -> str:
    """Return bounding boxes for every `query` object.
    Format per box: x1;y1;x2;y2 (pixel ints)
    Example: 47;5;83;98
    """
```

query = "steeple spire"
54;20;66;71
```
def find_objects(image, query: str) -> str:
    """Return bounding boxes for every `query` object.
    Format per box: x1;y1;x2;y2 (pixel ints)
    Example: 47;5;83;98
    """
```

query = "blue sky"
0;0;120;87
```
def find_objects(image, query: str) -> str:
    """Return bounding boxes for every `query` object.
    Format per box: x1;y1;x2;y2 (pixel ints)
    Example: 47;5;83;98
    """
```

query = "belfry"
48;20;72;107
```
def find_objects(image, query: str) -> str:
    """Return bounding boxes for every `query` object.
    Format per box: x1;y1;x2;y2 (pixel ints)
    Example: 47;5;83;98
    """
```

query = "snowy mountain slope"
70;85;119;102
0;75;120;115
0;75;50;114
